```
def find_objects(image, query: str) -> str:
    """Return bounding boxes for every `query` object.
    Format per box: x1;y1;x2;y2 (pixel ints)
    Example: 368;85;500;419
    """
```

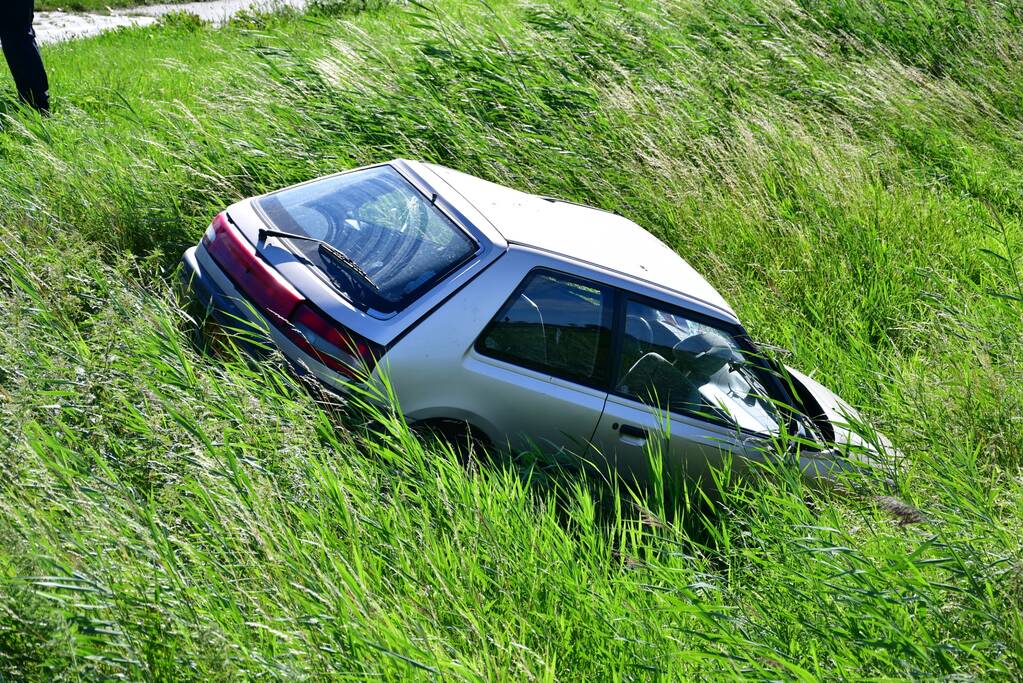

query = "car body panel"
588;394;751;487
424;163;736;320
497;245;739;327
784;365;893;458
184;242;356;393
384;246;758;474
182;159;894;490
381;248;608;455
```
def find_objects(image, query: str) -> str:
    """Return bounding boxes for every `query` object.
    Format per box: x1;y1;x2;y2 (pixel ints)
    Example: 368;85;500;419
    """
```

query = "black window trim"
473;267;617;392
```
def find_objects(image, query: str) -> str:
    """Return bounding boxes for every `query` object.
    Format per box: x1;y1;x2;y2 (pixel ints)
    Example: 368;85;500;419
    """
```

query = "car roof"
413;161;736;319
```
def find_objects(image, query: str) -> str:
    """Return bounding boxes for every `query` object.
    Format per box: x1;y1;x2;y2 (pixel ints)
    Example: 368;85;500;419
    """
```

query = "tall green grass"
1;0;1021;679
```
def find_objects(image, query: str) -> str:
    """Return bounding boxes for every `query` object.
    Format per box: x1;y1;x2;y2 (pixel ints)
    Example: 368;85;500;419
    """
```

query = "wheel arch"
406;408;500;449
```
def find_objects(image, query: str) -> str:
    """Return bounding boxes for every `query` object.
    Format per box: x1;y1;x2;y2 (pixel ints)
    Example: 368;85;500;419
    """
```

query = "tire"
415;419;491;467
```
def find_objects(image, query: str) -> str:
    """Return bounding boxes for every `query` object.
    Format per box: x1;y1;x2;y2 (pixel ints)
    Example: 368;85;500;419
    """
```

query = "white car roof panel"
421;162;735;318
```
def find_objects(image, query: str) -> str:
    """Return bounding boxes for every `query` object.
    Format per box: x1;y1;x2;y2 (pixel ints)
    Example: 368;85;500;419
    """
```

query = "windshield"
257;166;477;312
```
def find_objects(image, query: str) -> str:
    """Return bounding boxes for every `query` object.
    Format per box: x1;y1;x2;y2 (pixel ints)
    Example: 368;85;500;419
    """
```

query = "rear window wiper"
257;228;380;292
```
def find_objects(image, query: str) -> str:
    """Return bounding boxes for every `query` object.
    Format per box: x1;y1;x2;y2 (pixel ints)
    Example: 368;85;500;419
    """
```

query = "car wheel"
415;419;491;468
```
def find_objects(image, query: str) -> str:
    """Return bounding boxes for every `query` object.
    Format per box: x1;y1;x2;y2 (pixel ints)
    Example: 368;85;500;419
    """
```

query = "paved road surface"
35;0;309;44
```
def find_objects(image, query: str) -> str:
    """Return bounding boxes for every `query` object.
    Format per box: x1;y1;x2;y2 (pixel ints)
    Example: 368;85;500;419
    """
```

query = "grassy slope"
1;0;1022;679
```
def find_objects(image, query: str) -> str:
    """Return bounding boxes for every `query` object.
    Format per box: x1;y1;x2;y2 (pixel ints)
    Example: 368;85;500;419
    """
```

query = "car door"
466;268;615;458
588;297;785;489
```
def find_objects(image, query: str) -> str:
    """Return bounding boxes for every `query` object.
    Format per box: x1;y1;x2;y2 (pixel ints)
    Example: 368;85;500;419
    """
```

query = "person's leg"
0;0;50;112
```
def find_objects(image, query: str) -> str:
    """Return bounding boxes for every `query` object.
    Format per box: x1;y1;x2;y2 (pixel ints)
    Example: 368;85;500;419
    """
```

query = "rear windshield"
257;166;477;313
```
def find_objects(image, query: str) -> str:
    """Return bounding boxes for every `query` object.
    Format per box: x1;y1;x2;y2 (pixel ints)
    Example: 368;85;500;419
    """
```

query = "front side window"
477;271;613;387
616;299;782;434
258;166;477;312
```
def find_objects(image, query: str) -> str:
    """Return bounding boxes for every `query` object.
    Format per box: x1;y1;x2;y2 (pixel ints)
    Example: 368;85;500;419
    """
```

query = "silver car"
181;159;892;486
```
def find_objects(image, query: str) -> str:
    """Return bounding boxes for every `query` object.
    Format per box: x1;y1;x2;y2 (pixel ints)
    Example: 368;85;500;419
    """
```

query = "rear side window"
476;271;613;387
257;166;477;313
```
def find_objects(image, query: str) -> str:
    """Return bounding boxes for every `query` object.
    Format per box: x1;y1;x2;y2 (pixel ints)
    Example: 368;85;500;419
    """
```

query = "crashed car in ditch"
181;159;894;487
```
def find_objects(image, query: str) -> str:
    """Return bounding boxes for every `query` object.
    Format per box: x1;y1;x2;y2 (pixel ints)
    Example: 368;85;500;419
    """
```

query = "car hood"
784;365;894;458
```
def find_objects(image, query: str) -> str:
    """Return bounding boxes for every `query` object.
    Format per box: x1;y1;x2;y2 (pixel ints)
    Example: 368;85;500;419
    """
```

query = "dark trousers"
0;0;49;112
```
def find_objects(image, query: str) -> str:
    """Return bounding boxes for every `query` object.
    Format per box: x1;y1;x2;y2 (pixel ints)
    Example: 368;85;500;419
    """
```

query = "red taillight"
201;212;380;379
285;302;379;378
203;212;302;322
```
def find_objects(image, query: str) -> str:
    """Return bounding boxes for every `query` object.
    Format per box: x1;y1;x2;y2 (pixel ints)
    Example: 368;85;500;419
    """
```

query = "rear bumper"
180;244;353;396
181;245;253;332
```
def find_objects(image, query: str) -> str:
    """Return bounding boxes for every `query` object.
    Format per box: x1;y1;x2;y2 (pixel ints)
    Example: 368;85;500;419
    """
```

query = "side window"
615;299;782;435
477;271;613;387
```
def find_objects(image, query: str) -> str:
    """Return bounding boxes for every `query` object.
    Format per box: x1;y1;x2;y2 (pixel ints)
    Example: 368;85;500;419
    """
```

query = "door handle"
618;424;647;440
